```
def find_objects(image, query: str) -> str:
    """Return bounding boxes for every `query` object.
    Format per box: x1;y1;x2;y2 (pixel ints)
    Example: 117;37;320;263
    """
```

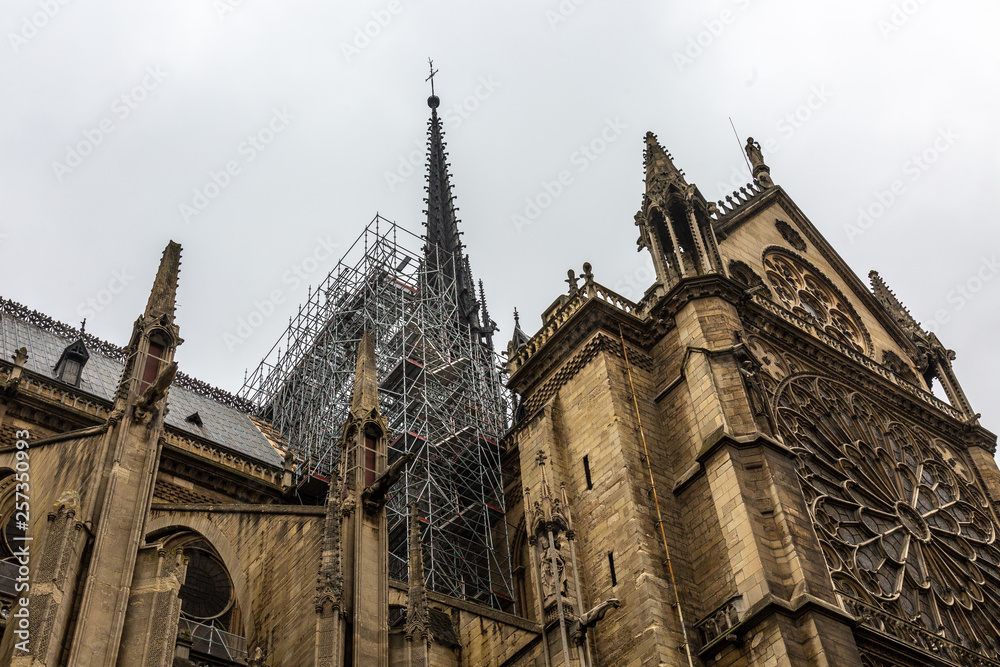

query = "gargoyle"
571;598;621;645
3;347;28;401
361;451;415;510
133;361;177;423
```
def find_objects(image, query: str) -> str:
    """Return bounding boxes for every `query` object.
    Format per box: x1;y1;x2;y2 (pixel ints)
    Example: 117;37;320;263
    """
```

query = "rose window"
763;251;868;353
776;375;1000;661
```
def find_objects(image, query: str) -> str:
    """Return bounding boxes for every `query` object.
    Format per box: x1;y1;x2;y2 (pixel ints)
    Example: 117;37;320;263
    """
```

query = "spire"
405;503;430;642
422;62;481;335
144;241;182;322
349;331;379;415
644;131;687;186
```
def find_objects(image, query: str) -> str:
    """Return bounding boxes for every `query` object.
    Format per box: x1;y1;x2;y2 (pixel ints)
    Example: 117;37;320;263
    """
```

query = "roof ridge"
0;296;254;414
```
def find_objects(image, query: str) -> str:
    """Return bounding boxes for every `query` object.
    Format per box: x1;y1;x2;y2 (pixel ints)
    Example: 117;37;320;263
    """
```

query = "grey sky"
3;1;998;436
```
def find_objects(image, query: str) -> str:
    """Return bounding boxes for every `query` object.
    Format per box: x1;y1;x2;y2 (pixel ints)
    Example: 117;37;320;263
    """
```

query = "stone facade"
0;124;998;667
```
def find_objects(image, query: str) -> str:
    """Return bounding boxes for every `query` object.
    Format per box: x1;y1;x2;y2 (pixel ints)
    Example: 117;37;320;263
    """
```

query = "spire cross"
426;58;438;97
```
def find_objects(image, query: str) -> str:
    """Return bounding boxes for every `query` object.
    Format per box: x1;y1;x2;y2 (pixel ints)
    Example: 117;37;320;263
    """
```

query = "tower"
505;131;1000;666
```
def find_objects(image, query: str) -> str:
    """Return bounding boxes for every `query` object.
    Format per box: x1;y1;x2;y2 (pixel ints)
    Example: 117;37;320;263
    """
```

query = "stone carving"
540;539;569;599
775;220;806;251
728;260;769;296
570;598;621;645
762;249;870;354
745;138;773;187
881;350;918;386
248;646;269;667
133;361;177;424
3;346;28;400
695;594;745;646
361;451;415;513
776;375;1000;662
733;335;777;435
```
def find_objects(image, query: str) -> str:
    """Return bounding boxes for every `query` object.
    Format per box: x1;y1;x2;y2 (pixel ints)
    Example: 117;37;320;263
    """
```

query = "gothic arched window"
762;250;870;354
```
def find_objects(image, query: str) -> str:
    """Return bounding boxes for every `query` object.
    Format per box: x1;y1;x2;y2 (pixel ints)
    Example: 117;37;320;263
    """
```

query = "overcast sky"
3;1;998;437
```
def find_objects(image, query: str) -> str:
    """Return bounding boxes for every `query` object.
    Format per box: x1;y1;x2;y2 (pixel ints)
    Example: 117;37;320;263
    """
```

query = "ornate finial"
582;262;594;285
80;318;86;335
566;269;579;295
426;58;439;109
535;450;547;467
513;308;521;329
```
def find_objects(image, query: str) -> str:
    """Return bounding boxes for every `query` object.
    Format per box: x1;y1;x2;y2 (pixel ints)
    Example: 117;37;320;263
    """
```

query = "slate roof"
0;313;283;468
428;608;459;648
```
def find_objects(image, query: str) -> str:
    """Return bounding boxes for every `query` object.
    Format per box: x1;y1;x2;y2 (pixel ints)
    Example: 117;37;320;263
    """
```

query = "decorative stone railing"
843;596;1000;666
712;179;766;220
162;430;283;485
506;264;638;375
749;293;964;421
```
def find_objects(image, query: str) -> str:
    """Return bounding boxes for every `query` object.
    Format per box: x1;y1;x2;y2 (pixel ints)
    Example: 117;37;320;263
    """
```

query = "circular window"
179;546;233;620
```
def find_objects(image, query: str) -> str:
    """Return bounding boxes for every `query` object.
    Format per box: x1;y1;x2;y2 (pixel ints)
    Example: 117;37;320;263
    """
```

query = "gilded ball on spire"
427;94;440;109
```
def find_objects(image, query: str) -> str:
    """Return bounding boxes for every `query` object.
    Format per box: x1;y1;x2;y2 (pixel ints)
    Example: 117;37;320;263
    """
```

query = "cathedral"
1;84;999;667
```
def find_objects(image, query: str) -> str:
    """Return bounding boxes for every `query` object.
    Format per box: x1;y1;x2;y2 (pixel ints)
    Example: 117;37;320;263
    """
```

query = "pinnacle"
144;240;181;322
869;269;922;330
349;331;379;414
643;130;684;183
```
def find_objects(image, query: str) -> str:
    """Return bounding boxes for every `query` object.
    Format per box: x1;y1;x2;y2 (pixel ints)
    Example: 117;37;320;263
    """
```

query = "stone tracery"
775;374;1000;662
762;250;870;354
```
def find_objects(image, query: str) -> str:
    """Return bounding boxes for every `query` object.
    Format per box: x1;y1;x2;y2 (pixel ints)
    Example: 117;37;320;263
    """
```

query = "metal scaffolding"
239;214;514;611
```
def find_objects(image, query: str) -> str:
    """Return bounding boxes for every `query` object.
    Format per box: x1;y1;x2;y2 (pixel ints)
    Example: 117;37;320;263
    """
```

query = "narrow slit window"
608;551;617;587
583;455;593;490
